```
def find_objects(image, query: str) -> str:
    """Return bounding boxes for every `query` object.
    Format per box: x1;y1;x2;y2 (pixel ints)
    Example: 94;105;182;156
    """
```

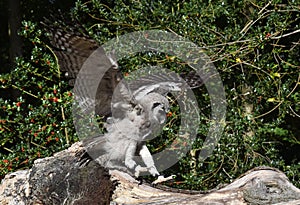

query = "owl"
82;69;186;178
42;16;205;179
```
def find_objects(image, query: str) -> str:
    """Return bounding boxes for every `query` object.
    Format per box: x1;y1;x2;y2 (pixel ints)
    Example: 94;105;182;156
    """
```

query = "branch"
270;29;300;40
1;142;300;204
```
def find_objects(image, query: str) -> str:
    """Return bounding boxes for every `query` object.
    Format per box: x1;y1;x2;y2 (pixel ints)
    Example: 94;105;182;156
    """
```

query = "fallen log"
1;142;299;205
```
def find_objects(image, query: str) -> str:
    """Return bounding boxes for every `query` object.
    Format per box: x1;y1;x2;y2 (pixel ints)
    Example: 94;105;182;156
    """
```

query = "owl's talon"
152;175;175;185
134;165;148;178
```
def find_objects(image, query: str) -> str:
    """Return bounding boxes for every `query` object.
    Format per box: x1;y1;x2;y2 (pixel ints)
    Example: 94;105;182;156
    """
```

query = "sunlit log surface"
1;142;299;205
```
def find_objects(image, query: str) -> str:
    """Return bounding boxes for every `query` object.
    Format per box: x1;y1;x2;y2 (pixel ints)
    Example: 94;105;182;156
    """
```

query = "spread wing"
42;15;204;117
42;16;122;116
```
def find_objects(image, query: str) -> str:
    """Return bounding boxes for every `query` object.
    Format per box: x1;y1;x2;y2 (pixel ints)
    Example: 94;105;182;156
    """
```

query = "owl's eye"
152;102;161;109
111;64;118;70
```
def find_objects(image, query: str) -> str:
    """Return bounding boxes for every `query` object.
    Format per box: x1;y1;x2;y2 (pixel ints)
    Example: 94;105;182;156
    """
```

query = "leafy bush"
0;20;77;177
1;0;299;190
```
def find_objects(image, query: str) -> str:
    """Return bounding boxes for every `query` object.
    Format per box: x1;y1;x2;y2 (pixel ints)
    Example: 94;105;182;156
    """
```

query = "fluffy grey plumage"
84;78;180;177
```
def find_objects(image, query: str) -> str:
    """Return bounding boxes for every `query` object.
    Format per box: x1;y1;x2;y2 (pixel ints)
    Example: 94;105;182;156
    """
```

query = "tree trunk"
7;0;22;100
8;0;22;62
1;142;300;205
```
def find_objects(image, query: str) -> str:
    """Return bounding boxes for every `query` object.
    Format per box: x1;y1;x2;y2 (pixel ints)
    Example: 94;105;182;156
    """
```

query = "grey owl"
42;16;205;179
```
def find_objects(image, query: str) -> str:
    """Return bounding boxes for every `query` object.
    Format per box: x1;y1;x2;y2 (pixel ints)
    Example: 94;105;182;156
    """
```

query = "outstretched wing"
42;16;122;116
43;15;204;117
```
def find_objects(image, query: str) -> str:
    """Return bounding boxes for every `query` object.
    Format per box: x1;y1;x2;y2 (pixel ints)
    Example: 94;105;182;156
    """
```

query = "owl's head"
139;92;169;125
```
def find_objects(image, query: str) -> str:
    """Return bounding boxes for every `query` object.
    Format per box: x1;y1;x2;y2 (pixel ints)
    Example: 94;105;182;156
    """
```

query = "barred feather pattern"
43;17;122;116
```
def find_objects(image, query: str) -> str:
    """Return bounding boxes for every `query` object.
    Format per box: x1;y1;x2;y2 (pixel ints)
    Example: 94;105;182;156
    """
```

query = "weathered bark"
0;143;114;205
1;142;299;205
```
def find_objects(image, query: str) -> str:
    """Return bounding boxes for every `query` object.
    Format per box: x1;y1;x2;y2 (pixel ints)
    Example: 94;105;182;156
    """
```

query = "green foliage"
1;0;299;190
0;21;77;178
71;0;299;190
